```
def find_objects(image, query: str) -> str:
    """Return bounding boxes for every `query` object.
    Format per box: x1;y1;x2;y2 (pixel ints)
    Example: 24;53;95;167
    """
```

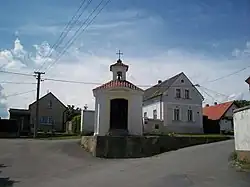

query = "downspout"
160;95;163;120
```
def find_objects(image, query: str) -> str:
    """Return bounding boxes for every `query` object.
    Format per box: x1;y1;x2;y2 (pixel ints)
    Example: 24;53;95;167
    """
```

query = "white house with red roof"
203;101;239;133
92;57;144;136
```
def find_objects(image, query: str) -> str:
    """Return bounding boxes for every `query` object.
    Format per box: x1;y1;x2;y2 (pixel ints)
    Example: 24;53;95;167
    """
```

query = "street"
0;139;249;187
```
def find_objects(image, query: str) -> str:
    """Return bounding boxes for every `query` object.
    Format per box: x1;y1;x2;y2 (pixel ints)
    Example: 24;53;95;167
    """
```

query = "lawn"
174;134;233;138
35;132;81;140
37;135;81;140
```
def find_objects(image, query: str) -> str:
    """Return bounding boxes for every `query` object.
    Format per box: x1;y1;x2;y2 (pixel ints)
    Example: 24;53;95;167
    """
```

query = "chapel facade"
92;53;144;136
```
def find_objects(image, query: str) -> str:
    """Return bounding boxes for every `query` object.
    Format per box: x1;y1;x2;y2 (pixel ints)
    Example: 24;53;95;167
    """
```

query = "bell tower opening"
117;71;122;80
110;50;129;81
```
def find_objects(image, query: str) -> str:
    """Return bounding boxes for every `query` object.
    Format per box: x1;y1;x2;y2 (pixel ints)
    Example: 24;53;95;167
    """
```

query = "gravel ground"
0;139;249;187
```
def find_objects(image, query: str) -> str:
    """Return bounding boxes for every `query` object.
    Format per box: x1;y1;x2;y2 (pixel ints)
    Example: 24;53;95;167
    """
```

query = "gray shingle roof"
143;72;183;101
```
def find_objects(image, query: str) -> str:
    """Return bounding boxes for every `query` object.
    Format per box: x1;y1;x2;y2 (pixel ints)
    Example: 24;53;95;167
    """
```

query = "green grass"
174;134;232;138
35;132;81;140
38;135;81;140
144;132;232;138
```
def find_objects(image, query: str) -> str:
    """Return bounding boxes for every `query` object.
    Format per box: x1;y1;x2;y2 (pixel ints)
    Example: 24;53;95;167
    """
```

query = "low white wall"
143;118;164;134
81;110;95;133
233;106;250;151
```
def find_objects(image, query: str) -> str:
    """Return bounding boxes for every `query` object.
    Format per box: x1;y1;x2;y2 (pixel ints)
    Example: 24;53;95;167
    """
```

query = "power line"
36;0;93;72
45;0;111;73
199;85;230;98
44;78;100;85
4;90;36;98
198;87;219;103
202;65;250;84
0;81;36;85
0;70;34;77
43;77;198;88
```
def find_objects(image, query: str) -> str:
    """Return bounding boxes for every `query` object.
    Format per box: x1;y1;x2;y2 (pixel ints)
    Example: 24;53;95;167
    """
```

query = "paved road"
0;139;249;187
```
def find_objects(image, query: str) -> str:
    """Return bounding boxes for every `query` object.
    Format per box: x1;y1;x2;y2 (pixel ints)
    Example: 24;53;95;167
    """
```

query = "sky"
0;0;250;118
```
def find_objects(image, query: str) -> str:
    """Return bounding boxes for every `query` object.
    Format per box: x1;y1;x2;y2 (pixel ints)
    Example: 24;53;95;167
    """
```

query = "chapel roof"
93;80;143;92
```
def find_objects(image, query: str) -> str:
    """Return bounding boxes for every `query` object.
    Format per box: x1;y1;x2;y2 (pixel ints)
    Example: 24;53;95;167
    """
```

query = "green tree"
66;105;81;121
72;115;81;134
235;100;250;108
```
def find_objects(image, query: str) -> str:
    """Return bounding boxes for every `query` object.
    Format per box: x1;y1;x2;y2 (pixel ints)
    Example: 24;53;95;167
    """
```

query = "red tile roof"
93;80;143;92
203;101;234;120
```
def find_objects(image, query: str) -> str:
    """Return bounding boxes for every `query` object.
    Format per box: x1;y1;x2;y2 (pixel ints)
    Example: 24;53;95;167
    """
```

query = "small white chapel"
92;51;144;136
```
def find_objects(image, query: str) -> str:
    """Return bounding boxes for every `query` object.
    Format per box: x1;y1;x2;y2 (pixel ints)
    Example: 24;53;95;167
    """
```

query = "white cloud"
0;37;249;119
0;7;250;117
232;41;250;58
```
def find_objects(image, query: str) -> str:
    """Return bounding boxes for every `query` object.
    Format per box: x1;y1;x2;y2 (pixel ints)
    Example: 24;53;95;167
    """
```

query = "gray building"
9;108;30;133
143;72;204;134
29;92;67;132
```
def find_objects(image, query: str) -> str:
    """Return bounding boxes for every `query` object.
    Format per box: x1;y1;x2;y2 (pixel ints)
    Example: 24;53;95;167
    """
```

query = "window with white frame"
176;89;181;98
153;109;157;119
173;108;180;121
185;89;190;99
144;112;147;118
188;109;193;121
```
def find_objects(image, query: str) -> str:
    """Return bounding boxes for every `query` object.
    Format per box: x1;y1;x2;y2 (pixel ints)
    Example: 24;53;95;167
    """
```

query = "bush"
72;115;81;134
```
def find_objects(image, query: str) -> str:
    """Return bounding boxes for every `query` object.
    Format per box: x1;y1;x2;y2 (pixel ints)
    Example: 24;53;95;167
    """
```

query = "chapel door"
110;99;128;130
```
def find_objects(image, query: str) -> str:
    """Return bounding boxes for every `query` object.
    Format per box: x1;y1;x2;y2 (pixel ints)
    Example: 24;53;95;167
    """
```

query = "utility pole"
34;71;45;138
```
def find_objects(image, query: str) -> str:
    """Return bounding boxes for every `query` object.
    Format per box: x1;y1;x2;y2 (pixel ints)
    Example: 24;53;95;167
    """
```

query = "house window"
185;89;190;99
144;112;147;118
174;108;180;121
40;116;53;125
176;89;181;98
155;124;159;129
153;109;157;119
48;100;52;108
188;109;193;121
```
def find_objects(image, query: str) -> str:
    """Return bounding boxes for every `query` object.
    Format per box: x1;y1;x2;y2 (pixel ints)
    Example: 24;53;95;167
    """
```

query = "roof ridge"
143;72;183;101
93;79;143;92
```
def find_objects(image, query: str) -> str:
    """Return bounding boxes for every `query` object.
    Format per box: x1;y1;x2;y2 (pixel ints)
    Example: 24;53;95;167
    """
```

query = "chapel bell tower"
110;50;129;81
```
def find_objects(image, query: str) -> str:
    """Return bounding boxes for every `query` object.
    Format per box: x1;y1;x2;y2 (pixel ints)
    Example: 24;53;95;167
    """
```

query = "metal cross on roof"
116;50;123;59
